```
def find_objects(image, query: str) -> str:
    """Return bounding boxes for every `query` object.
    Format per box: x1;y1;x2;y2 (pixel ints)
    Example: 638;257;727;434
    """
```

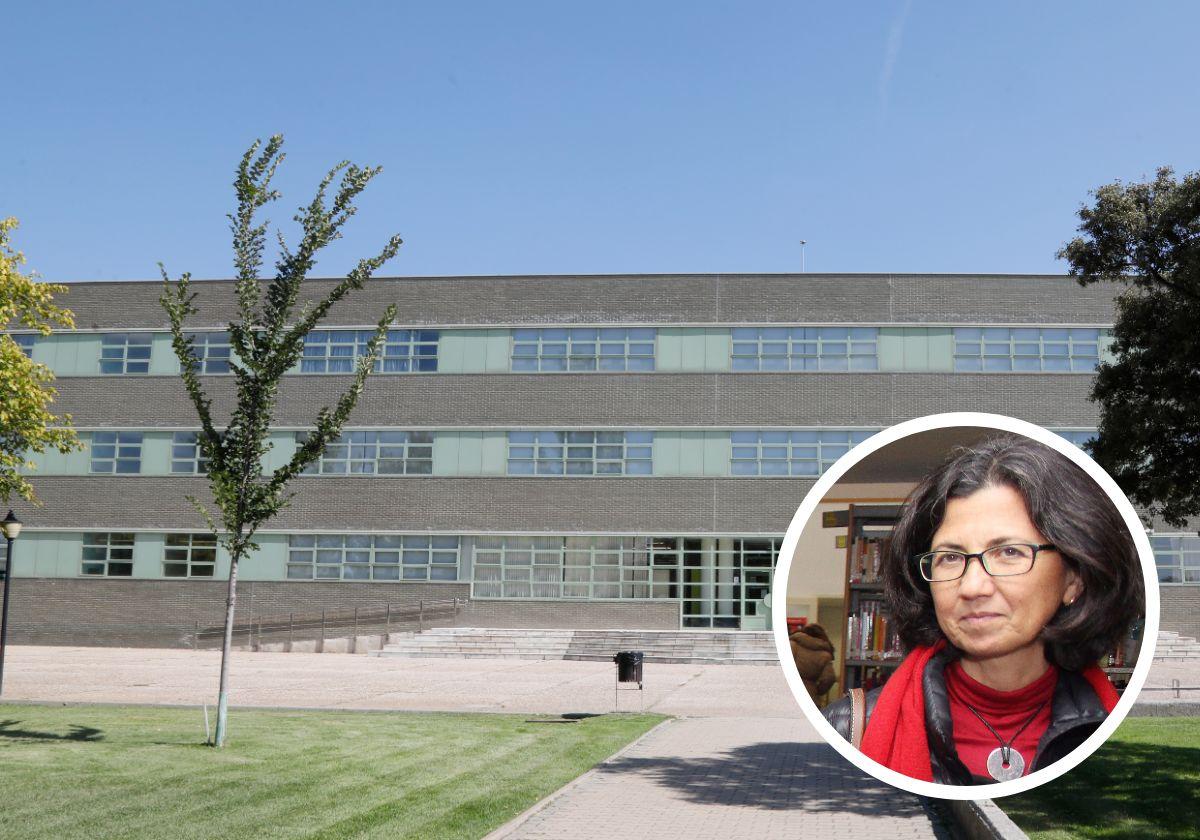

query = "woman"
824;434;1144;784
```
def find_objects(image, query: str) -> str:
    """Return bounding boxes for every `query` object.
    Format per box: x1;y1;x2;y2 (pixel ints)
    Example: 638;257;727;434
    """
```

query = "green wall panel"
263;432;298;472
133;533;166;578
140;433;174;475
481;433;507;473
436;331;469;373
1100;330;1116;365
702;432;732;476
703;330;733;371
652;435;681;475
431;432;507;475
14;532;82;577
38;334;103;376
657;329;731;372
437;330;510;373
432;433;464;475
148;334;178;374
927;328;954;371
239;534;286;581
22;435;90;475
482;330;513;372
878;327;953;372
652;431;730;476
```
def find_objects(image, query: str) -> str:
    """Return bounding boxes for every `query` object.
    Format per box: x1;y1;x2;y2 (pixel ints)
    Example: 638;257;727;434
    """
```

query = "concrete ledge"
941;798;1029;840
1128;701;1200;716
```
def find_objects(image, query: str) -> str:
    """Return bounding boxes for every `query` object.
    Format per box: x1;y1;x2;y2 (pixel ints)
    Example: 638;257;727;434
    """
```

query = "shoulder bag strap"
849;687;866;749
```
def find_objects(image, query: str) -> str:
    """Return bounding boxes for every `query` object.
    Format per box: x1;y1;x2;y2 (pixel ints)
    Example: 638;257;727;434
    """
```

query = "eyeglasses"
916;543;1057;582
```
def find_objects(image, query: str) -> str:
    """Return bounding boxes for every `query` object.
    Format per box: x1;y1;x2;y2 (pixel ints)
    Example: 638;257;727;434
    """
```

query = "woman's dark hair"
883;433;1144;672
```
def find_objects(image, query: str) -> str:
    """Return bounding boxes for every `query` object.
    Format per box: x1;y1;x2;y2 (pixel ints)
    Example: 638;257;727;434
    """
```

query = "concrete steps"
375;627;779;665
1154;631;1200;661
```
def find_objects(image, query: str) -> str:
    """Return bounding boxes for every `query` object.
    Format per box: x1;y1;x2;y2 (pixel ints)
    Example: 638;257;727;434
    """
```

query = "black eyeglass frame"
916;543;1058;582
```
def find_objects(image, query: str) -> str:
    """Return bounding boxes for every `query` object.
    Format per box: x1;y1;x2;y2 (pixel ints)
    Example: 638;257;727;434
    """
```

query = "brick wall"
59;273;1120;330
1162;587;1200;641
52;373;1100;428
0;578;680;647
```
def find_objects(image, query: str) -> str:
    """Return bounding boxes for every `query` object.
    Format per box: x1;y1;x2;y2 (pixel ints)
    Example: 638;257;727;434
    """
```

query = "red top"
945;660;1058;779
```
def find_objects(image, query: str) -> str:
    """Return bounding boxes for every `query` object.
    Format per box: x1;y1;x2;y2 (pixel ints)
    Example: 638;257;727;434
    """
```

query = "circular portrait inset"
773;413;1157;799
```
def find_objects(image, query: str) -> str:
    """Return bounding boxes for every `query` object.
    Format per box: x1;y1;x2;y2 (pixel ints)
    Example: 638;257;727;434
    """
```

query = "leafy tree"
1058;167;1200;527
0;218;81;504
161;136;400;747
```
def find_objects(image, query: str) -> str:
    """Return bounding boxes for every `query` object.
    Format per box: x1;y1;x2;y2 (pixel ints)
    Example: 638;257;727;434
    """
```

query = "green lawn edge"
0;703;665;840
1001;717;1200;840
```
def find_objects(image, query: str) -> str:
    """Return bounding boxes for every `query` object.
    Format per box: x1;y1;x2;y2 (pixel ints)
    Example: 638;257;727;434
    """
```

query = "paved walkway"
1;646;799;716
489;717;947;840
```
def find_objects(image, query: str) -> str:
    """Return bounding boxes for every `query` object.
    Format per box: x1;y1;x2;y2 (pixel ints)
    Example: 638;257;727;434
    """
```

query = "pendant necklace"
963;700;1048;782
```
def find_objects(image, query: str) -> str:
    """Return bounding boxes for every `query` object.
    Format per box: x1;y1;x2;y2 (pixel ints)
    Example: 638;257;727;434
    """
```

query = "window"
299;431;434;475
90;431;143;474
286;534;459;581
1052;429;1098;449
163;533;217;577
472;536;655;599
100;333;152;374
731;327;878;371
7;334;35;357
0;539;7;580
81;533;135;576
170;432;210;474
511;328;656;372
1151;535;1200;584
507;431;653;475
953;327;1107;372
185;332;233;374
300;329;438;373
469;535;783;621
731;430;876;476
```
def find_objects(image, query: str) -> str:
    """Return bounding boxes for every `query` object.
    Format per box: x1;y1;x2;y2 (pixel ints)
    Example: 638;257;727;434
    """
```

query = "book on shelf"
845;599;903;661
848;534;891;584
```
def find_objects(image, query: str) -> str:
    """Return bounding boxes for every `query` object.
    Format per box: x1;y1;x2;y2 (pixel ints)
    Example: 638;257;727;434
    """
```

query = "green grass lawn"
1003;717;1200;840
0;704;662;840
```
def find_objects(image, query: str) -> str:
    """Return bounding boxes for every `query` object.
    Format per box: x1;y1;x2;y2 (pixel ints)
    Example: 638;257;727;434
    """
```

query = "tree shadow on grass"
1004;741;1200;840
0;720;104;742
597;739;947;824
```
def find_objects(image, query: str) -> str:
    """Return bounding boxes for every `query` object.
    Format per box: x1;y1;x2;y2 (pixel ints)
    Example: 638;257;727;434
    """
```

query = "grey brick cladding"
52;373;1100;427
0;579;679;646
1162;588;1200;642
55;273;1118;329
21;476;811;533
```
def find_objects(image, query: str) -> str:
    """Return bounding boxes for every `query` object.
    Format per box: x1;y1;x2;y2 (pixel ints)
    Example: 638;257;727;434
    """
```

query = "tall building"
1;273;1193;646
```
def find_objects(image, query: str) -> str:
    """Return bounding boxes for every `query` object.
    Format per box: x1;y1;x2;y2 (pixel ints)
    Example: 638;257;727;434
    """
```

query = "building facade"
2;273;1195;645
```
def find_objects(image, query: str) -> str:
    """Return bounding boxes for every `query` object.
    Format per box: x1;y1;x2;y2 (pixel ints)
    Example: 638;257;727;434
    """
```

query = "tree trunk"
213;553;240;747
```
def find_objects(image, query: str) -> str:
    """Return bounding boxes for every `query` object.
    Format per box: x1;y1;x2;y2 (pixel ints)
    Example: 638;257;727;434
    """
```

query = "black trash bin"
614;650;644;684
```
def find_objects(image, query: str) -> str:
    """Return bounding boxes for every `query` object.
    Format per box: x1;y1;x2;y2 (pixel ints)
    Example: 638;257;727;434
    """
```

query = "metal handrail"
1140;679;1200;698
189;597;468;651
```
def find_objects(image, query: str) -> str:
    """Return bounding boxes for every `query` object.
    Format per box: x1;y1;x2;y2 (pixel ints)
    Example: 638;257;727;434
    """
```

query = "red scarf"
859;642;1119;781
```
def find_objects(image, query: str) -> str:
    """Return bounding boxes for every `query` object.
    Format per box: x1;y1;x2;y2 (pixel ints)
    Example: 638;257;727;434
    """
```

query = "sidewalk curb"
943;799;1030;840
482;716;676;840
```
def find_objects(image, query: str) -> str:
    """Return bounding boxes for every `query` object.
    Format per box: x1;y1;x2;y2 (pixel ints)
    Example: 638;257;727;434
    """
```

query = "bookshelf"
824;503;904;692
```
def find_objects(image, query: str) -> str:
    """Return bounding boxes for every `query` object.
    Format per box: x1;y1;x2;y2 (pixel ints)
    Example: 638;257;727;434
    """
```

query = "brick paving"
489;717;947;840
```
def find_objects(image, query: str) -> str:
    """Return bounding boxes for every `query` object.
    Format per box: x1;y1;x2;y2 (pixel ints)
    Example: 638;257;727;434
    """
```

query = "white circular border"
772;411;1160;800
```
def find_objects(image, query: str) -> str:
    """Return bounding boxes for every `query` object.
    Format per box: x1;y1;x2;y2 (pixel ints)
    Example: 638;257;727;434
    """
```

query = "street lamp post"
0;509;22;697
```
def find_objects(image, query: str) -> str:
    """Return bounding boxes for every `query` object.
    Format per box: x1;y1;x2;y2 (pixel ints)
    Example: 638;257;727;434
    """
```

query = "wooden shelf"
844;658;903;669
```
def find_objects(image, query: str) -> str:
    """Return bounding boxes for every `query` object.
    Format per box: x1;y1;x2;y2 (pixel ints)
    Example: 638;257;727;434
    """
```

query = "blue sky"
5;2;1198;281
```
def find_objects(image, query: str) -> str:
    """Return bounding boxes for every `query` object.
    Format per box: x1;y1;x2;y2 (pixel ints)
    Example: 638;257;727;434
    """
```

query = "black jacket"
824;647;1109;784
